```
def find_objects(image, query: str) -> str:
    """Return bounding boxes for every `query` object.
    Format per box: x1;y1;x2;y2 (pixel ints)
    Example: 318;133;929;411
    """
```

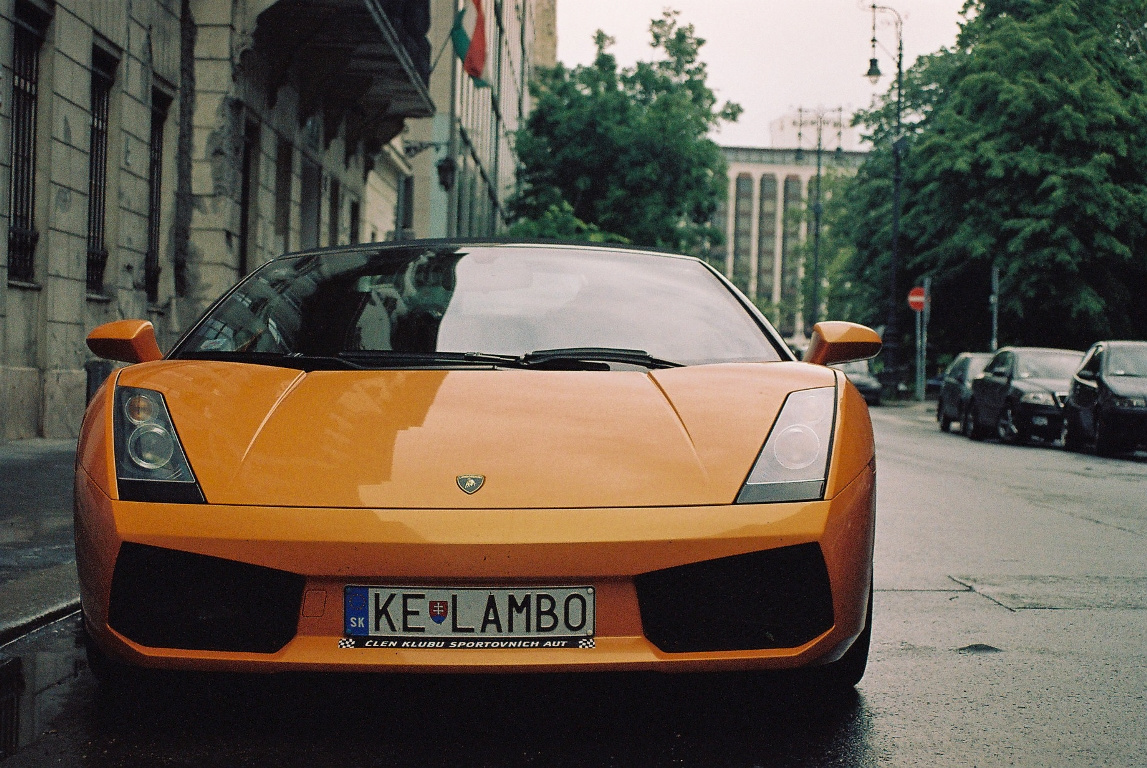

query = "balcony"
254;0;434;145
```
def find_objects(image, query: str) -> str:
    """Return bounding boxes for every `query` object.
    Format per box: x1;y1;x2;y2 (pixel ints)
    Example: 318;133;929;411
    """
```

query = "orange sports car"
76;241;881;691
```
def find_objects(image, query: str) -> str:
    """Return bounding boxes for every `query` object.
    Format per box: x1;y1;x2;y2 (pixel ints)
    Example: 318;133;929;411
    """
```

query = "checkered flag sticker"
338;638;355;649
578;638;595;649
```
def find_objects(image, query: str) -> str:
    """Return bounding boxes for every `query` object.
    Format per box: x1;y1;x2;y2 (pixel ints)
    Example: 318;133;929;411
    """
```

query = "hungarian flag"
452;0;489;87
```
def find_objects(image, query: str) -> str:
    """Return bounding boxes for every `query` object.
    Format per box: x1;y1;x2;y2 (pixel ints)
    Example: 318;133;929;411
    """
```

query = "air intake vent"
634;543;834;653
109;543;304;653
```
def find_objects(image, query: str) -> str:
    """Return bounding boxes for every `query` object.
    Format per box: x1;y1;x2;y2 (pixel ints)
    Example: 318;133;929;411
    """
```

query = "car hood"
116;361;837;509
1016;377;1070;394
1107;377;1147;398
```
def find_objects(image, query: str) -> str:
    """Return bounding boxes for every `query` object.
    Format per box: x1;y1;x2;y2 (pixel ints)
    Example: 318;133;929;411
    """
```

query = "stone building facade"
714;145;867;340
406;0;552;238
0;0;436;441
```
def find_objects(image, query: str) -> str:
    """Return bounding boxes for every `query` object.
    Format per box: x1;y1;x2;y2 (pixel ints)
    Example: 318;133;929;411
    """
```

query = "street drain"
957;643;1002;654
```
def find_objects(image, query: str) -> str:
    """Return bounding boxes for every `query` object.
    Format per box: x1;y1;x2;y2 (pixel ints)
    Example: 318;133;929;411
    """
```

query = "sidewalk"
876;397;939;424
0;438;80;644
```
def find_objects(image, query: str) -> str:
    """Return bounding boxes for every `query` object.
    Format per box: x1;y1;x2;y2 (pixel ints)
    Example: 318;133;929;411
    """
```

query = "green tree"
503;201;627;243
845;0;1147;356
509;11;741;253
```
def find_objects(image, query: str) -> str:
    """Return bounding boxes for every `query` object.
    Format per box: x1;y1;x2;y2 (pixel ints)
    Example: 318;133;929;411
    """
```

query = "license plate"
342;586;595;649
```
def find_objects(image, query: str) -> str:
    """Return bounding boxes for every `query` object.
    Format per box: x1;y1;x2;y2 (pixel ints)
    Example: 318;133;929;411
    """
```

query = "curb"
0;599;81;647
0;563;82;647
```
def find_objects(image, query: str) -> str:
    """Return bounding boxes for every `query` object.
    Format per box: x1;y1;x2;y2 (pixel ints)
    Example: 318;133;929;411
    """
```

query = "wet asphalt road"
2;404;1145;767
0;440;76;584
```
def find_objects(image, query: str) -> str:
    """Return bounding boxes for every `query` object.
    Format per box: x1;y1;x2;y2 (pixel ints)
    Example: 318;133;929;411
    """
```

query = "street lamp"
792;107;845;331
866;3;904;398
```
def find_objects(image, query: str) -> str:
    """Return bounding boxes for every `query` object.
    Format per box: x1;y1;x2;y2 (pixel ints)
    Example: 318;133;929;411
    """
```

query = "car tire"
966;402;987;440
996;403;1027;445
809;583;872;691
1095;415;1119;457
938;400;951;432
83;617;137;688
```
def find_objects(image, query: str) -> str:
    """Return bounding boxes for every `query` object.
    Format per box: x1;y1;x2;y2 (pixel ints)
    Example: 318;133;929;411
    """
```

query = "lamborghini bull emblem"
457;475;485;494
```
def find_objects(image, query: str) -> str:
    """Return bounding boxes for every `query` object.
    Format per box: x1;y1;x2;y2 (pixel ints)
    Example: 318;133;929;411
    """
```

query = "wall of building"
406;0;542;239
0;0;434;441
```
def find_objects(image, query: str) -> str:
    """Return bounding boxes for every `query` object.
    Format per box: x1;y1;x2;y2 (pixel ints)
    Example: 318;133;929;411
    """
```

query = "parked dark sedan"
937;352;993;434
966;347;1083;444
833;359;882;406
1064;341;1147;456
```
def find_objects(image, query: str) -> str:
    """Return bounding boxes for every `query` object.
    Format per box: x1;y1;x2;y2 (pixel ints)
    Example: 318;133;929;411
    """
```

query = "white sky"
555;0;968;147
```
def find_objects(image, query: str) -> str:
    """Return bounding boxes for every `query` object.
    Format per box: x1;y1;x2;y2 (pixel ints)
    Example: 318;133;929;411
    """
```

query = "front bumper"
1015;402;1065;439
75;465;875;674
1101;405;1147;448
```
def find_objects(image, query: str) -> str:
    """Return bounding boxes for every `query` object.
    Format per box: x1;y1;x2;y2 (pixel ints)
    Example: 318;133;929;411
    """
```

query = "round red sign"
908;286;926;312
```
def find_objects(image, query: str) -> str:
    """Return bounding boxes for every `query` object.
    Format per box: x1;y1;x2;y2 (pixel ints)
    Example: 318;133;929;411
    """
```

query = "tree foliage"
509;11;741;253
839;0;1147;356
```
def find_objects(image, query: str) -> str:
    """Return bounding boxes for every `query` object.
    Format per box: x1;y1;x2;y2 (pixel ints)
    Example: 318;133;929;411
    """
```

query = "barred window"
348;199;361;245
145;91;172;304
328;178;340;247
86;47;118;294
299;159;321;250
7;7;49;283
273;140;293;252
238;121;259;277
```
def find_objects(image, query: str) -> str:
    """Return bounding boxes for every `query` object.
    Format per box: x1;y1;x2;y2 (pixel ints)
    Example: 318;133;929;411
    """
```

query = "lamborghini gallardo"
76;241;881;689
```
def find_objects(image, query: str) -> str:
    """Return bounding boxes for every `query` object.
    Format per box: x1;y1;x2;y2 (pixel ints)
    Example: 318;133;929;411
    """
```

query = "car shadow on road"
83;668;882;767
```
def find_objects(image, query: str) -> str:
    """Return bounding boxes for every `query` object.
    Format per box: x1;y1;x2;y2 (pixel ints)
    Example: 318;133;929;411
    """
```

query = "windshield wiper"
178;351;362;371
517;347;681;370
338;350;520;368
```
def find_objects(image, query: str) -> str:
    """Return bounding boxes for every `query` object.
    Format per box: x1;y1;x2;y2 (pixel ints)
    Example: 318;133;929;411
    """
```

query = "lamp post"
792;107;845;331
865;3;904;398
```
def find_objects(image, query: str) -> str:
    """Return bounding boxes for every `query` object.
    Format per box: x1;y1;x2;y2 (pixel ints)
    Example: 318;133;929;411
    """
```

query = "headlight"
736;387;835;504
1020;392;1056;406
114;386;204;503
1112;395;1147;408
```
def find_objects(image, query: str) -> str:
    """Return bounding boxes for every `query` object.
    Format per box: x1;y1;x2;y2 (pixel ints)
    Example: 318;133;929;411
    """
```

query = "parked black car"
833;359;882;406
937;352;993;434
1064;341;1147;456
966;347;1083;444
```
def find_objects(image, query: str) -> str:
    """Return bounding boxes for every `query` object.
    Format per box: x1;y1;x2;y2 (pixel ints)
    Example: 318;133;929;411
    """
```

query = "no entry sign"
908;286;926;312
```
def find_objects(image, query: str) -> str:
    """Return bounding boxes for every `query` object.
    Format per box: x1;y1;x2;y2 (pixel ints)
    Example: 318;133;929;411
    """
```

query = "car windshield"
964;355;992;381
172;245;783;367
1016;351;1082;379
1105;346;1147;377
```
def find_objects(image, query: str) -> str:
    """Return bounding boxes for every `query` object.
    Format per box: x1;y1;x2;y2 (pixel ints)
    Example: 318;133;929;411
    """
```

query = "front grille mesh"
634;543;835;653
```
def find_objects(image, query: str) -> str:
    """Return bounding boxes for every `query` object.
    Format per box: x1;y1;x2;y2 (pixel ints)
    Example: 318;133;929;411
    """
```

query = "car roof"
1094;340;1147;348
998;346;1083;355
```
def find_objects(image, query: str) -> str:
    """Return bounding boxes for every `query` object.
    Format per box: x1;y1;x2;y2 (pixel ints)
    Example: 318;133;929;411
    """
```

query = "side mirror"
86;320;163;364
803;321;882;366
1076;369;1096;382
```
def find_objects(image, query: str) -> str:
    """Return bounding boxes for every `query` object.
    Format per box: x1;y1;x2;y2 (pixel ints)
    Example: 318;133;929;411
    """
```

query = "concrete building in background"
405;0;553;239
714;144;866;340
0;0;436;441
